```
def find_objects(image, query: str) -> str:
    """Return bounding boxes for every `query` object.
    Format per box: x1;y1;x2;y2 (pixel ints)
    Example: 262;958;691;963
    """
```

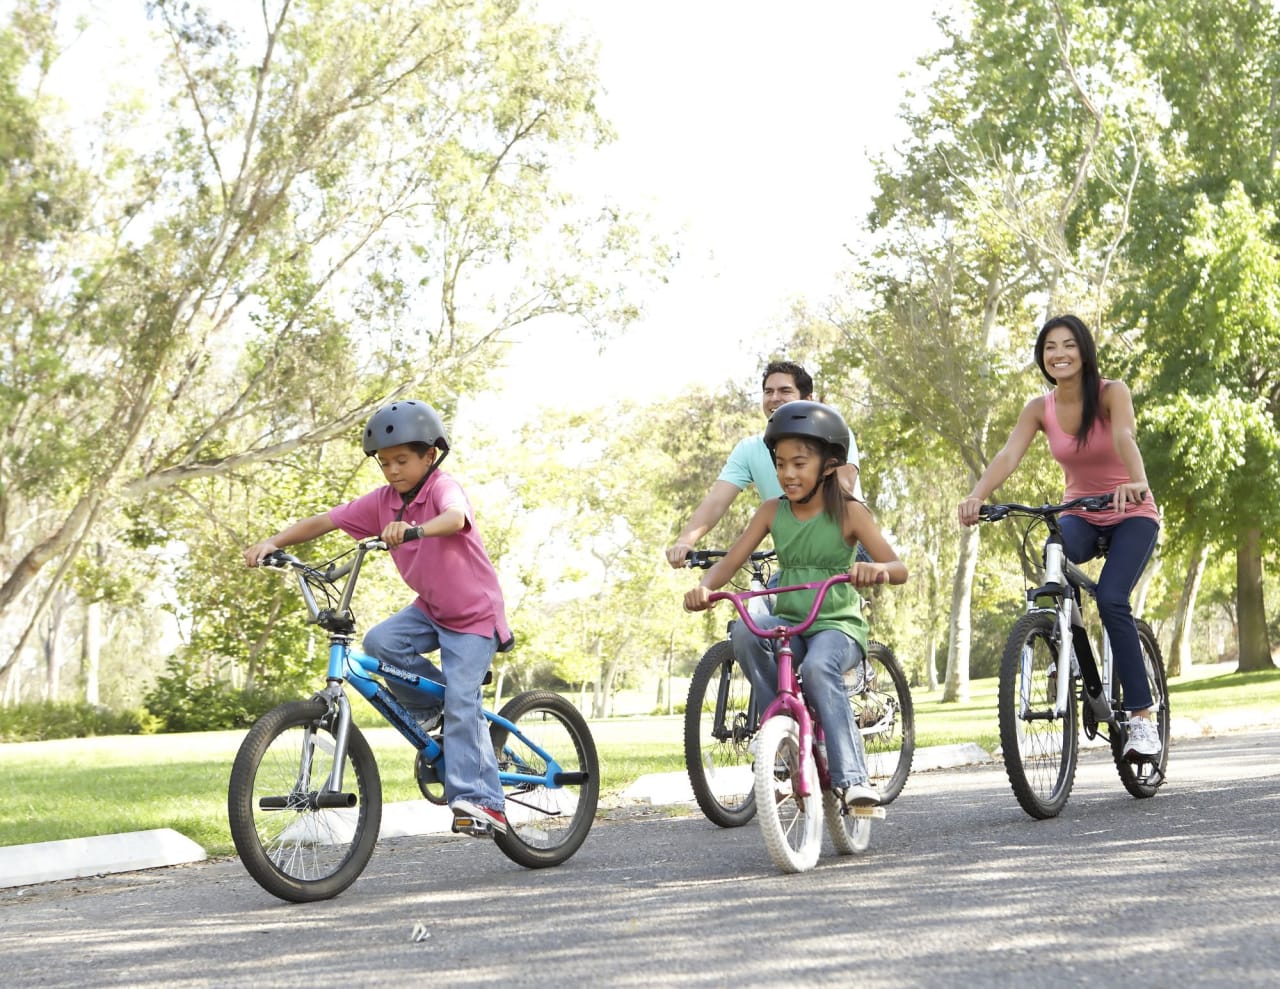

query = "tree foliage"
0;0;663;691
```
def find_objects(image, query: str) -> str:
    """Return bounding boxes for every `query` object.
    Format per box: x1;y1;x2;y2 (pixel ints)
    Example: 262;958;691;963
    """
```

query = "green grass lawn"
2;664;1276;859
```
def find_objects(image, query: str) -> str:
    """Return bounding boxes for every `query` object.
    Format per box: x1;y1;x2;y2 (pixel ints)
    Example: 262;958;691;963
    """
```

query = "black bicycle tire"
998;612;1079;819
490;690;599;868
228;699;382;902
683;639;757;827
1111;619;1171;797
857;641;915;803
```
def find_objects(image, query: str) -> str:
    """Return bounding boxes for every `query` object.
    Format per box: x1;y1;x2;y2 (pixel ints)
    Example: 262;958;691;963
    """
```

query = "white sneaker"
1123;715;1162;760
839;783;880;806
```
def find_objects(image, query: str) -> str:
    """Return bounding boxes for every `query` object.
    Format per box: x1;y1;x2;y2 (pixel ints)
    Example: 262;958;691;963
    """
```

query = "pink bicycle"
710;574;885;873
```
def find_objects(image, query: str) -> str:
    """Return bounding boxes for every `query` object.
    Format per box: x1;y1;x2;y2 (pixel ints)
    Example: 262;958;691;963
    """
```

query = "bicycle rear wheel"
998;613;1079;819
228;698;382;902
848;641;914;803
490;690;599;868
753;715;822;873
1111;619;1170;797
683;639;757;827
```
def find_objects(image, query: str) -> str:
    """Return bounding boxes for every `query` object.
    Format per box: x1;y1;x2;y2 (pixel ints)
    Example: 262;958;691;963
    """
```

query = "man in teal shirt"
665;360;863;568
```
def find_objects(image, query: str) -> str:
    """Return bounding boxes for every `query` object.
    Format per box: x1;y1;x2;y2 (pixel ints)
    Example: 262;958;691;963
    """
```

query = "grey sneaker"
407;704;442;734
1123;715;1162;761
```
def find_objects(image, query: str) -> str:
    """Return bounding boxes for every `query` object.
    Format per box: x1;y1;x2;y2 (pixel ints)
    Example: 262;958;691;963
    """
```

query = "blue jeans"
363;604;504;810
730;616;871;789
1058;514;1160;712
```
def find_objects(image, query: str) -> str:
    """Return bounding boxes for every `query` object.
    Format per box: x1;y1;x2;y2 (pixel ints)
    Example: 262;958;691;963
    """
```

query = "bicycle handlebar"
978;493;1116;523
684;548;776;571
708;573;854;640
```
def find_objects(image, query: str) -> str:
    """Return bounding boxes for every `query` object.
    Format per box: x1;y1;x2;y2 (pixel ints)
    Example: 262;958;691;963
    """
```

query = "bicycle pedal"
850;805;886;820
450;815;495;838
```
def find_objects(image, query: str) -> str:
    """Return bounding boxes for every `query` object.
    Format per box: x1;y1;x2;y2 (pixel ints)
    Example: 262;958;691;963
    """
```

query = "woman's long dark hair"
1034;314;1101;450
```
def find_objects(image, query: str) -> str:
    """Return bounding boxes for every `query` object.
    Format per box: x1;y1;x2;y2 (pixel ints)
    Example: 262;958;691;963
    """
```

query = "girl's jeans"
363;604;504;810
1058;514;1160;713
730;616;871;789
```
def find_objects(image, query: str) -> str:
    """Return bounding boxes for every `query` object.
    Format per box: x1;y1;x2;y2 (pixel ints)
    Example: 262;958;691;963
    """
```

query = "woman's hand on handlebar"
1112;482;1149;514
957;496;984;527
683;585;712;612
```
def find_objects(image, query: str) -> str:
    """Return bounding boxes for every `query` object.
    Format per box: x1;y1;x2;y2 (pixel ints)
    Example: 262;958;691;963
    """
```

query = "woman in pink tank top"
957;315;1163;762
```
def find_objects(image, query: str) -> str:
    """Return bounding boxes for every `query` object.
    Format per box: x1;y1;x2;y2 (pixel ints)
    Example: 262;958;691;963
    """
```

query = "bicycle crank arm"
257;791;358;811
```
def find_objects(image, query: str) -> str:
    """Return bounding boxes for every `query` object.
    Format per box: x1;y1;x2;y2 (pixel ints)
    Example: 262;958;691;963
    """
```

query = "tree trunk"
943;525;980;702
1168;540;1207;679
81;599;102;705
41;613;61;701
1236;527;1273;671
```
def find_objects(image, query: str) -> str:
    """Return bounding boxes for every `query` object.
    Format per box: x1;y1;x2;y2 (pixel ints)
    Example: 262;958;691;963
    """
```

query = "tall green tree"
1137;184;1280;671
825;0;1157;698
0;0;662;692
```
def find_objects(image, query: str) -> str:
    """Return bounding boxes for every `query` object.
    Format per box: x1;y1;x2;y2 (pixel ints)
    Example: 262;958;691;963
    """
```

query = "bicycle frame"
269;541;581;802
709;573;851;799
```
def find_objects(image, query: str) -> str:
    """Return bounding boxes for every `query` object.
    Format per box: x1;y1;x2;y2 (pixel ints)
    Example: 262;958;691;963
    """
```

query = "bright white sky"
484;0;945;420
33;0;944;424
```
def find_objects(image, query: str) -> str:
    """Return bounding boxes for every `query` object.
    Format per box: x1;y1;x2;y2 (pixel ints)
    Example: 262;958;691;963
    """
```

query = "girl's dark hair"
1034;314;1101;449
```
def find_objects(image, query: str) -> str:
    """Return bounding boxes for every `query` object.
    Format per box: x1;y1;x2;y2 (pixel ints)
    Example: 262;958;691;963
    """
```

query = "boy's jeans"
731;616;871;789
363;604;504;810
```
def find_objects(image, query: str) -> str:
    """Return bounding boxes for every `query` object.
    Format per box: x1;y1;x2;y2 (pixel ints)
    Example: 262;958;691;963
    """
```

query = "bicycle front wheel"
753;715;822;873
848;641;915;803
1111;619;1170;798
228;699;382;902
998;613;1079;819
683;639;757;827
490;690;599;869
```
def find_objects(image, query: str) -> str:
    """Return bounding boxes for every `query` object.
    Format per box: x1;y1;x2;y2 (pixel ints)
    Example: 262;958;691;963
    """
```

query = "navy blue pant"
1058;514;1160;711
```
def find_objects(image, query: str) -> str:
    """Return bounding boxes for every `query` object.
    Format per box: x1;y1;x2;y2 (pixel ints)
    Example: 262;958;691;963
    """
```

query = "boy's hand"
683;586;712;612
244;541;279;567
380;520;417;548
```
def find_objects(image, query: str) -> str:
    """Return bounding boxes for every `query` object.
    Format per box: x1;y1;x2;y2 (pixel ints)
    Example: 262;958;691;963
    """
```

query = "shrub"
0;701;161;742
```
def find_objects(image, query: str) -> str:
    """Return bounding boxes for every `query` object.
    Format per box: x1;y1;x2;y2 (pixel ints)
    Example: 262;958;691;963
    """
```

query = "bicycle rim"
228;699;382;902
491;690;599;868
683;640;756;827
849;641;915;803
998;613;1078;819
753;716;822;873
1111;620;1170;797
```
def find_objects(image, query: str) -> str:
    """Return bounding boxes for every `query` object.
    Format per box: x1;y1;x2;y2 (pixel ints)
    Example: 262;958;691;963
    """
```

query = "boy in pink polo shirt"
244;400;512;835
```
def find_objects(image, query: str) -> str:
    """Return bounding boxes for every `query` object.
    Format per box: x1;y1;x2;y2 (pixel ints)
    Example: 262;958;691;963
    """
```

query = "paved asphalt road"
2;729;1278;988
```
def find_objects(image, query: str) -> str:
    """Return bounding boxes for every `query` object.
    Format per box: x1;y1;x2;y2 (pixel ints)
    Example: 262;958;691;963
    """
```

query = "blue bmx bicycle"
228;535;599;902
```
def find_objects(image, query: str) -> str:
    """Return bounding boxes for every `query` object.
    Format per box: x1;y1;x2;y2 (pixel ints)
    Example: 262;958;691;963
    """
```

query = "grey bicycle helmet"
764;400;850;464
362;400;450;456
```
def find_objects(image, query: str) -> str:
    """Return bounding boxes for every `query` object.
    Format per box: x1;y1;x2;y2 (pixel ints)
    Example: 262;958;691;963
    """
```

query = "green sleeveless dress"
771;500;868;653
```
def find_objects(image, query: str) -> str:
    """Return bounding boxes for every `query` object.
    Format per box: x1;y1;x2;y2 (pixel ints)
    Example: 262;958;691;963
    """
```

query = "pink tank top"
1043;383;1160;528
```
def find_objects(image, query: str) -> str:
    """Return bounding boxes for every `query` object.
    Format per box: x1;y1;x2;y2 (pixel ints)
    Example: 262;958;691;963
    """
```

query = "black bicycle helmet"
362;400;450;456
763;400;850;463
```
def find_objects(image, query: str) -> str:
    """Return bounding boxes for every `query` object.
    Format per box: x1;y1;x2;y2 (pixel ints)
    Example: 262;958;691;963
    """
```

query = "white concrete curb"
0;828;207;890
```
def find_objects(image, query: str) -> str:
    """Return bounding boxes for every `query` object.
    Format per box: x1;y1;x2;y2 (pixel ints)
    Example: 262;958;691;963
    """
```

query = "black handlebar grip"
404;526;424;542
